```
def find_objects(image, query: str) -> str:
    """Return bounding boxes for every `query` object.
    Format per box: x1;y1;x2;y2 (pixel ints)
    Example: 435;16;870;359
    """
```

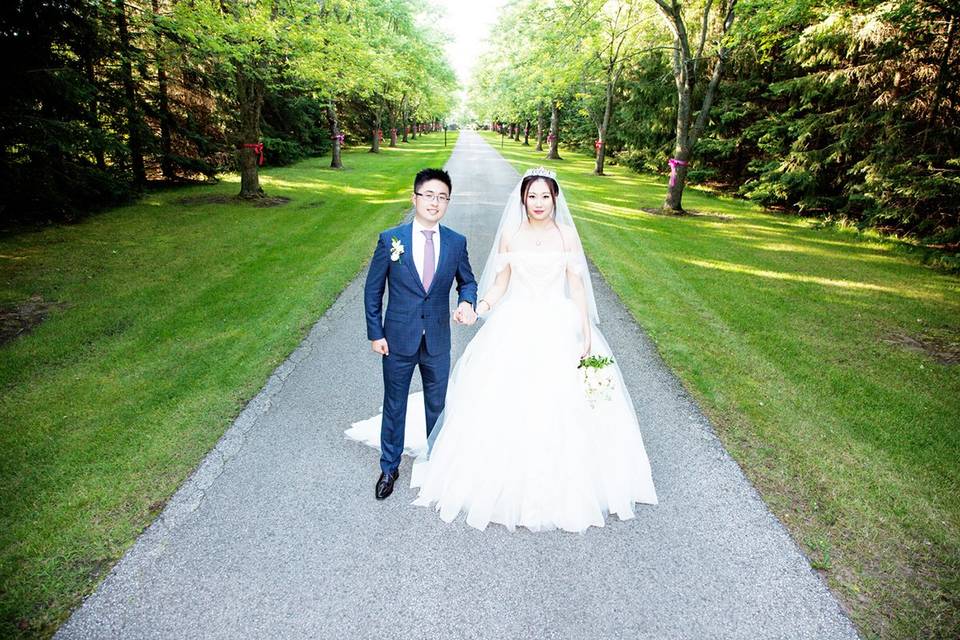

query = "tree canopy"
1;0;459;218
469;0;959;243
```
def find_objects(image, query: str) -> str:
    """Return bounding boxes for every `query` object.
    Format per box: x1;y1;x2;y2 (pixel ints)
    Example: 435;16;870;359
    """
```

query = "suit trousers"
380;335;451;474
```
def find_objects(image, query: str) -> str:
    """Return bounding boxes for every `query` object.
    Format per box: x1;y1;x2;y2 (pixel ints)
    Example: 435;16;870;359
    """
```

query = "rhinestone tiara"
522;166;557;179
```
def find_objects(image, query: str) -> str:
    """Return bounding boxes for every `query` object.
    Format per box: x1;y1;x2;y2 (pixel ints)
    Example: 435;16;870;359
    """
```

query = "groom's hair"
414;168;452;194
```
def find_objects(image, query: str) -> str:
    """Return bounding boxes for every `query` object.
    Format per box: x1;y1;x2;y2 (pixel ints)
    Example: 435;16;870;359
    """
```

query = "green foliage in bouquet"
578;355;614;369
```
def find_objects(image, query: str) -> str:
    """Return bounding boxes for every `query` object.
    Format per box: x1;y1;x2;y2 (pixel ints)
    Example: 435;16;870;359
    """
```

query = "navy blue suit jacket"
365;222;478;357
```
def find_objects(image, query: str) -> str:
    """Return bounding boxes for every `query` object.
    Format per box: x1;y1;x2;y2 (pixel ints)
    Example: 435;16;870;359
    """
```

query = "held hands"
453;301;477;326
373;304;476;356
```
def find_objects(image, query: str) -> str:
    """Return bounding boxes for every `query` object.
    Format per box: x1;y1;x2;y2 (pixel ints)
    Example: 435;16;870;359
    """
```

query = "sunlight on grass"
365;197;410;204
752;241;915;266
680;258;937;299
575;200;647;219
256;176;336;190
574;213;659;234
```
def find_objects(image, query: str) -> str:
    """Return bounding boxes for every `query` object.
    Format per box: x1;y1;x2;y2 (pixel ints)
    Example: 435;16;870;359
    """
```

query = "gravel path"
56;130;861;640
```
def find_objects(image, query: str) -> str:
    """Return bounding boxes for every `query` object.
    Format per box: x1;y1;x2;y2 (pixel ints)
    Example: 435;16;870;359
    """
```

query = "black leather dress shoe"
375;469;400;500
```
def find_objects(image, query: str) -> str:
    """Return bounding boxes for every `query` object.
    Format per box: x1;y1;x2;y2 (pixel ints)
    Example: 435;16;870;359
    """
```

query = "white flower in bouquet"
578;355;616;408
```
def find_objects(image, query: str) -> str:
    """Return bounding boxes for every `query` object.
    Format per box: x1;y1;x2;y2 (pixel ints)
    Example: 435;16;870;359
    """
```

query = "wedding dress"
345;251;659;533
346;169;657;532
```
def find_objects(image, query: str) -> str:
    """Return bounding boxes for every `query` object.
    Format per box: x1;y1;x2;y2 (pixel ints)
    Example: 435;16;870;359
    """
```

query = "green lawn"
0;132;458;639
481;131;959;640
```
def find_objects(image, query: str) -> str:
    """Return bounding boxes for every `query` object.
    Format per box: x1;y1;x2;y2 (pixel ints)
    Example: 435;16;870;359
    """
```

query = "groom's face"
412;179;450;226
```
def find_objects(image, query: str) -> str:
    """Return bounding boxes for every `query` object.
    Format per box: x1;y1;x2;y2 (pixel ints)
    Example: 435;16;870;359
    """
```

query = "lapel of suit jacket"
401;222;427;295
425;225;451;296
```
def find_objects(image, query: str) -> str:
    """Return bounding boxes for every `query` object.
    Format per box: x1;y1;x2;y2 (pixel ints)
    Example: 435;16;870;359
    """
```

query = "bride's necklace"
528;224;554;247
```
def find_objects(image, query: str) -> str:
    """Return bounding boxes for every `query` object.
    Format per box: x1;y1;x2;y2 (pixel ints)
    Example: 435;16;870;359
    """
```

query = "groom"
364;168;478;500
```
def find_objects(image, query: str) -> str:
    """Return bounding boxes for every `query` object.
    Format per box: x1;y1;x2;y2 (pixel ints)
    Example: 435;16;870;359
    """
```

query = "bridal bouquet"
578;355;616;408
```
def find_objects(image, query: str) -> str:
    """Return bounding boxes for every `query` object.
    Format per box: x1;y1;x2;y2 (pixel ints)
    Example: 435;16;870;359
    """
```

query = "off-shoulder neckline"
498;249;579;256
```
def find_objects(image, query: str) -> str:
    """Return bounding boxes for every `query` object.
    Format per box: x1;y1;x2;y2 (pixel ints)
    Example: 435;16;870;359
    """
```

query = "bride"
347;167;657;532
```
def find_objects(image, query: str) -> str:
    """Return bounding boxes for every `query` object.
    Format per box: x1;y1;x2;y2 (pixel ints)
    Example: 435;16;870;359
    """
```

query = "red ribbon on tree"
668;158;688;187
243;142;265;166
595;139;603;152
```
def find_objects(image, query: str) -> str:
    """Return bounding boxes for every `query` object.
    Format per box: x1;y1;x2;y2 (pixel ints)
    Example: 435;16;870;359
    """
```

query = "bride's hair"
520;175;559;212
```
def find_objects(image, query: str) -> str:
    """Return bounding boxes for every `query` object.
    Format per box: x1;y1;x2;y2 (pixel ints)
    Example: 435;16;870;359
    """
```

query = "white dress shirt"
411;217;441;285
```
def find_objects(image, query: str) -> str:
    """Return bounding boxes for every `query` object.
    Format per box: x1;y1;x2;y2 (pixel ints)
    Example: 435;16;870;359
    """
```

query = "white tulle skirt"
346;294;657;533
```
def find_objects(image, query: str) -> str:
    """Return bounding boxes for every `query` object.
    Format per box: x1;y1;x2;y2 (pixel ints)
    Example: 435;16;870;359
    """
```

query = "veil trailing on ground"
477;167;600;325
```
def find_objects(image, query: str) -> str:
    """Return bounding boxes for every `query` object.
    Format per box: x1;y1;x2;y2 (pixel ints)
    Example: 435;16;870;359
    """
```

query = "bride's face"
525;179;555;221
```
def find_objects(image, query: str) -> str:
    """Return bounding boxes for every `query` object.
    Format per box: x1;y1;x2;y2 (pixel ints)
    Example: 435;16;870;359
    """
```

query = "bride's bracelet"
477;298;492;313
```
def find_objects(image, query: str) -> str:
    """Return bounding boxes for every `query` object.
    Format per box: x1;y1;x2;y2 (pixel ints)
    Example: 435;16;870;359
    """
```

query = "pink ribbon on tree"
243;142;265;166
332;133;344;144
668;158;688;187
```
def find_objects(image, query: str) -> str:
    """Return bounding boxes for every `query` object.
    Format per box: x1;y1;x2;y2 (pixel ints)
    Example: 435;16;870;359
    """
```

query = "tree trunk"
536;103;544;151
387;102;398;147
658;0;736;211
82;55;106;171
327;102;342;169
152;0;175;180
594;73;616;176
369;110;381;153
923;13;957;148
663;36;692;211
115;0;146;186
514;122;521;142
401;94;409;142
546;101;561;160
594;129;606;176
411;122;417;140
523;120;530;145
236;69;265;198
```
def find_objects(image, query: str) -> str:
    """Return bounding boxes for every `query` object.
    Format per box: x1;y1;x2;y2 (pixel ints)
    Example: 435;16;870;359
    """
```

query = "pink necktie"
421;230;435;291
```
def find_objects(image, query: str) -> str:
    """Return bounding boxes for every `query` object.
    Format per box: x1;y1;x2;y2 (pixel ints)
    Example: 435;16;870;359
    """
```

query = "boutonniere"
390;236;405;263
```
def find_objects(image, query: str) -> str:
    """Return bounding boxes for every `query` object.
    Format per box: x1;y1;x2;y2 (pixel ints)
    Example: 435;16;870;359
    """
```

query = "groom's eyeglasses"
415;192;450;204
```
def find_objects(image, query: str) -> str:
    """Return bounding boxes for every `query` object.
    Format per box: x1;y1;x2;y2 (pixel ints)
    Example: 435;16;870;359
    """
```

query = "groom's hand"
371;338;389;356
456;302;477;326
